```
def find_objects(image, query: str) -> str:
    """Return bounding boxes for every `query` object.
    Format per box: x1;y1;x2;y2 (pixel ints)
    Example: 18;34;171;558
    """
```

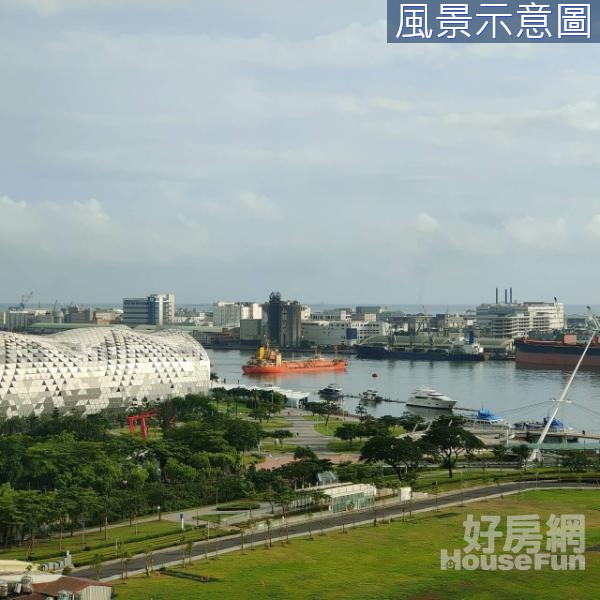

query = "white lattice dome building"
0;327;211;417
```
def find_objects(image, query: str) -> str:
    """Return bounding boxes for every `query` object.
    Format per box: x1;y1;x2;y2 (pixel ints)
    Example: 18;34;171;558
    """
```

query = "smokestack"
496;287;499;304
504;289;508;304
510;288;513;304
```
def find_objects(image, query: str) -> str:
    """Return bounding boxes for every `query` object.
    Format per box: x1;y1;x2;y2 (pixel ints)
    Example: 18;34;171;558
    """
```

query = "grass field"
114;489;600;600
0;520;228;568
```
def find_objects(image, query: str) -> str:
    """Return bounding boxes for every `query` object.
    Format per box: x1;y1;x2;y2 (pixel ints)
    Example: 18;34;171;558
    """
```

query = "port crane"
9;292;33;311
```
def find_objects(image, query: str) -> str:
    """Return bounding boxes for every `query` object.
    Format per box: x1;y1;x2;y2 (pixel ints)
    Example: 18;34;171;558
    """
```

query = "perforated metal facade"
0;327;211;417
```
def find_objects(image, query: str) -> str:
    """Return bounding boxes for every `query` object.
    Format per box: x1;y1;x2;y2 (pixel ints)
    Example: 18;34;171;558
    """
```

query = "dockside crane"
19;292;33;309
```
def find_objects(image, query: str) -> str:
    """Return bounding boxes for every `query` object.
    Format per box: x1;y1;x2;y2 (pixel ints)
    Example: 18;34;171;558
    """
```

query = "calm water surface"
207;349;600;433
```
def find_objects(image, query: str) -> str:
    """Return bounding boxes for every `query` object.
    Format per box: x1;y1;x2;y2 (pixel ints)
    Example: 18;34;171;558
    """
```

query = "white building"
476;302;565;338
123;293;175;327
301;320;390;347
0;327;210;417
311;309;352;322
213;301;262;327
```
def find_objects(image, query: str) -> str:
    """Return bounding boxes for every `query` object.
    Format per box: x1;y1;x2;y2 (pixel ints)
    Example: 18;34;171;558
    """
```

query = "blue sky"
1;1;599;305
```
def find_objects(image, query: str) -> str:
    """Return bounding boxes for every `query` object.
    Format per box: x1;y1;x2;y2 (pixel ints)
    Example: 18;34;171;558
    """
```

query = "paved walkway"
73;481;599;581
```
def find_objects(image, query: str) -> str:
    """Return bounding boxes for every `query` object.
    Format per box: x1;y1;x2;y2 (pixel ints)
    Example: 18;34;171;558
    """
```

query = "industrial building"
122;293;175;327
0;326;210;418
0;561;111;599
266;292;302;348
476;301;565;338
301;320;390;347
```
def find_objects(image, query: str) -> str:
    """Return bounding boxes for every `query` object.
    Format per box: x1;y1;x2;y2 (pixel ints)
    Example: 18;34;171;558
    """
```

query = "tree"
304;402;324;417
320;400;340;429
492;445;508;462
249;403;270;424
561;451;590;473
334;423;363;446
224;420;261;454
355;403;368;421
512;444;530;471
293;446;318;461
360;436;423;481
420;416;484;478
92;553;102;580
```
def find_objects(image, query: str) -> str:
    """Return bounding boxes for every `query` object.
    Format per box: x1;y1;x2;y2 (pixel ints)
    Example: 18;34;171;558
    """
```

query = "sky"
1;0;600;306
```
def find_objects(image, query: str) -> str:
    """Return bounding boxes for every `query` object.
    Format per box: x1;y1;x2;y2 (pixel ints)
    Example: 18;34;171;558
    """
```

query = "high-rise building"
123;293;175;327
266;292;302;348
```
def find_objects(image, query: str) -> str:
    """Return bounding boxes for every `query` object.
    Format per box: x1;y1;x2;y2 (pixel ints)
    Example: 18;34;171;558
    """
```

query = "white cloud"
416;212;440;234
238;191;283;221
5;0;187;17
0;196;207;265
586;215;600;237
505;216;568;248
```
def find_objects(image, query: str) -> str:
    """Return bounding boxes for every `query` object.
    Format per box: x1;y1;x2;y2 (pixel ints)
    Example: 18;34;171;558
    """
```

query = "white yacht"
406;387;457;410
318;383;343;398
359;389;384;403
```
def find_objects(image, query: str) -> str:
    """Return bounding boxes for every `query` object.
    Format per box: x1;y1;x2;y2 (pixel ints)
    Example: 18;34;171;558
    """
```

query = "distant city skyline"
2;2;600;302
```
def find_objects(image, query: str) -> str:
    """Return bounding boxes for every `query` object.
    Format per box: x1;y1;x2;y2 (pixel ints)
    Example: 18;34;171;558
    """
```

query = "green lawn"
0;520;227;568
260;417;292;430
304;415;346;436
114;489;600;600
326;440;364;452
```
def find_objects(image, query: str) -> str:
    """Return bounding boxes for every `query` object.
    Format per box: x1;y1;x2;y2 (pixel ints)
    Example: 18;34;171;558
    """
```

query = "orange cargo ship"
242;345;347;375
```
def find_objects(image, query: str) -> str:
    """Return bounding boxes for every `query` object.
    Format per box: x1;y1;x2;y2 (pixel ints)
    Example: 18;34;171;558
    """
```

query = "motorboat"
406;387;457;410
318;383;343;398
359;389;384;403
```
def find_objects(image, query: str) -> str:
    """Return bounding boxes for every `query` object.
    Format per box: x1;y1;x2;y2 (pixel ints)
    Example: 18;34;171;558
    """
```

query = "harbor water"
207;349;600;436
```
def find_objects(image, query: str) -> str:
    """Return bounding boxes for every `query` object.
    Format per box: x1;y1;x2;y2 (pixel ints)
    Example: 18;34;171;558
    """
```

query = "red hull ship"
515;333;600;368
242;345;347;375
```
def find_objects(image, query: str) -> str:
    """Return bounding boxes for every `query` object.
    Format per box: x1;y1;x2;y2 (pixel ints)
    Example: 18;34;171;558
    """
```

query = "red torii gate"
128;410;159;440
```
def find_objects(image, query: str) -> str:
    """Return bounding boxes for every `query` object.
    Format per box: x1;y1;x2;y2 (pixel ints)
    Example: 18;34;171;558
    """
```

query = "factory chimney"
504;289;508;304
510;287;513;304
496;287;499;304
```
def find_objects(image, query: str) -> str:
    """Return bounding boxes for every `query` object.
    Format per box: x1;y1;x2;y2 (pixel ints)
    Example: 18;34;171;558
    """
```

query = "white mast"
528;309;599;463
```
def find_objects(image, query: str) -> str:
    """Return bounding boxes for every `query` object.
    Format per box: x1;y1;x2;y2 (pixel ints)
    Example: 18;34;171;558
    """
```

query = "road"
74;480;599;581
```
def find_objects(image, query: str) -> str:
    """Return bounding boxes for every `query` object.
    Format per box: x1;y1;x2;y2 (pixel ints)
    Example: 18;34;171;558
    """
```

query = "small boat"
372;373;379;378
513;417;568;431
406;387;457;410
359;389;384;403
464;408;507;428
318;383;343;398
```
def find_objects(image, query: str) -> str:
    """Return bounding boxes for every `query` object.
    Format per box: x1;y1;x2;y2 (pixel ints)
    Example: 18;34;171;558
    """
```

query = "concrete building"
123;293;175;327
266;292;302;348
0;326;210;417
0;310;48;332
301;320;390;347
476;301;565;338
64;305;95;324
213;301;262;328
240;318;264;344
